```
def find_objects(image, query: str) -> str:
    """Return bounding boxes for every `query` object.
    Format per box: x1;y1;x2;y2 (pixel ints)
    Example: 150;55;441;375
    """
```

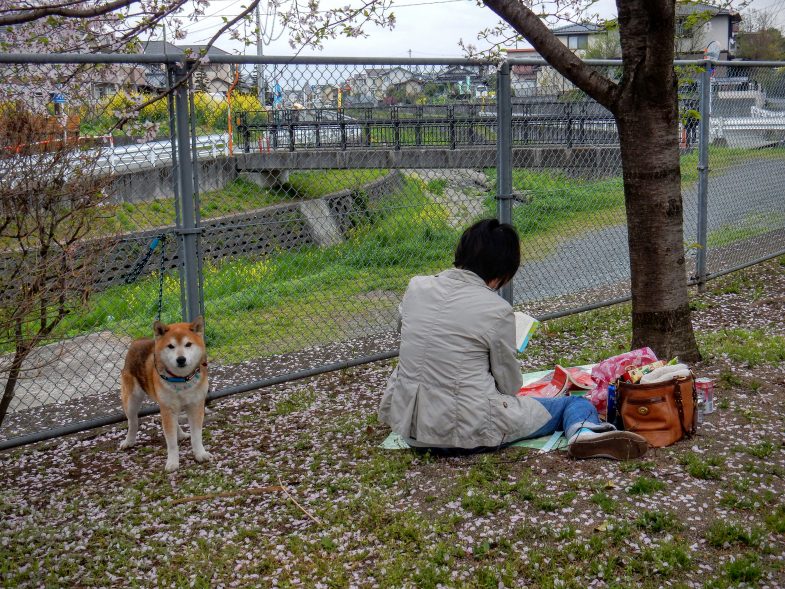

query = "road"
513;158;785;306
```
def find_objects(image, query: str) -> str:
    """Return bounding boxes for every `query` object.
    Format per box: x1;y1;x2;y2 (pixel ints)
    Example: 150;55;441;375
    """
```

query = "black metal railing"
235;102;619;152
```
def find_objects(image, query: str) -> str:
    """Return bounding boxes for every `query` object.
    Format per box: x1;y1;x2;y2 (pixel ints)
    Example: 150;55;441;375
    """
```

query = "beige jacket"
379;268;550;448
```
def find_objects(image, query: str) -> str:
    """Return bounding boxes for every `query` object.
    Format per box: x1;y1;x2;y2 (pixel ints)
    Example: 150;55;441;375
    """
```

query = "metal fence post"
497;61;514;305
173;64;203;322
696;62;711;292
448;105;456;150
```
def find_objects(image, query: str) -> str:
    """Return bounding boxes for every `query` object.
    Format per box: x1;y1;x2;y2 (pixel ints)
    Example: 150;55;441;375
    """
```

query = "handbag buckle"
638;406;650;416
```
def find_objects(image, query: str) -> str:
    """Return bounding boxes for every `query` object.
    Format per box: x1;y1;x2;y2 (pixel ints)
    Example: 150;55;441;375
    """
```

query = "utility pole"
256;2;264;103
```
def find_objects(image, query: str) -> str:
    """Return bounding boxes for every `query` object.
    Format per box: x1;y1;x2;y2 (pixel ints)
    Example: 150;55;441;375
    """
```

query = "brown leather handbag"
617;376;697;448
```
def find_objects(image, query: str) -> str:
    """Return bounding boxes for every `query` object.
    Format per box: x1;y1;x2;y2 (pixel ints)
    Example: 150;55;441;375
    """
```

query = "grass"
269;386;317;417
102;170;390;233
635;511;683;534
705;520;763;548
735;440;779;459
535;303;632;369
590;491;615;513
0;160;631;361
4;253;785;588
5;144;785;365
698;329;785;367
680;144;785;184
483;168;626;260
707;212;785;248
627;475;666;495
678;452;725;480
28;177;460;360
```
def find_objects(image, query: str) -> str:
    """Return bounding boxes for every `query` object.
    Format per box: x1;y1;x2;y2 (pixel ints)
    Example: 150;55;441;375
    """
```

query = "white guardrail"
101;133;230;174
710;107;785;146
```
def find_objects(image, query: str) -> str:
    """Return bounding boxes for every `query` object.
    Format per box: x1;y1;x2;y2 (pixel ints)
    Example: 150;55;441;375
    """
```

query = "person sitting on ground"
378;218;648;460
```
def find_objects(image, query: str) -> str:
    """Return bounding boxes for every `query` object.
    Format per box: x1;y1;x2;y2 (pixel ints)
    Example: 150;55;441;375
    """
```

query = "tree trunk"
613;1;700;362
616;107;699;360
0;344;31;428
483;0;701;362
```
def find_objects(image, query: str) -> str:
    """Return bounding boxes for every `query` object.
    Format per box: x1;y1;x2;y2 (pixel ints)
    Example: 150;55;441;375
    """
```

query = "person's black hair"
453;219;520;287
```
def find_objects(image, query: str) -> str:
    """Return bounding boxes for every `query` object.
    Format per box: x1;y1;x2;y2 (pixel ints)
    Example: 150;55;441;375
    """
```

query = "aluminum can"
695;377;715;414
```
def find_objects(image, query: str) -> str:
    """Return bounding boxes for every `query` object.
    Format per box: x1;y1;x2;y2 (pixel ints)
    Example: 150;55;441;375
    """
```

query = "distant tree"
583;27;622;59
385;85;409;105
736;9;785;61
674;4;715;56
0;105;114;427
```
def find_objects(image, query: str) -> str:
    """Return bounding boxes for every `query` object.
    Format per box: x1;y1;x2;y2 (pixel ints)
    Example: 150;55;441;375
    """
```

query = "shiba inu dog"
119;316;212;472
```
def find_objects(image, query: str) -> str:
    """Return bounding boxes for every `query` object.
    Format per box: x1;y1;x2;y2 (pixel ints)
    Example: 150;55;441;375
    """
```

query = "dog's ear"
190;315;204;334
153;321;168;337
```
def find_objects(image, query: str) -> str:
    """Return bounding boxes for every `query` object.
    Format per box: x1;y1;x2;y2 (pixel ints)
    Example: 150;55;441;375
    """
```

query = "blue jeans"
526;396;607;440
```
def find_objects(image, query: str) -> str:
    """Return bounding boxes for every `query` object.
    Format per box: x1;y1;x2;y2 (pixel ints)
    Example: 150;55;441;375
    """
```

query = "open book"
514;312;539;353
518;365;597;398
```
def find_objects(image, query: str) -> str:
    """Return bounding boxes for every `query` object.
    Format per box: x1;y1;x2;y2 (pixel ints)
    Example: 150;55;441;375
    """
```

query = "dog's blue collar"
159;370;200;384
155;361;205;387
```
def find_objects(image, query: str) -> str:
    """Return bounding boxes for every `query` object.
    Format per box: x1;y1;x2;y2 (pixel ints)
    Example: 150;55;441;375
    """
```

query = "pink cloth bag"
586;347;659;414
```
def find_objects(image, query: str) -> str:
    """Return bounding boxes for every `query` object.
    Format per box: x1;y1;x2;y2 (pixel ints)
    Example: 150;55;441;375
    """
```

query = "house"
506;48;540;96
550;23;604;54
136;41;182;92
516;23;610;95
526;5;741;96
385;78;425;104
426;65;491;99
305;84;340;108
139;42;235;94
675;2;741;59
547;5;740;59
349;67;421;105
177;44;235;93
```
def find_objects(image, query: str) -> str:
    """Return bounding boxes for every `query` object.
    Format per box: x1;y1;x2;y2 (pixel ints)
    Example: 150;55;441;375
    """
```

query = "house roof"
140;41;230;56
141;40;183;55
178;44;230;56
676;2;733;17
550;23;603;36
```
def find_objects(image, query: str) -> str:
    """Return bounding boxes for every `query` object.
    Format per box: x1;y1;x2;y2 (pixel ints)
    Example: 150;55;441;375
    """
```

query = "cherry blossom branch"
0;0;139;26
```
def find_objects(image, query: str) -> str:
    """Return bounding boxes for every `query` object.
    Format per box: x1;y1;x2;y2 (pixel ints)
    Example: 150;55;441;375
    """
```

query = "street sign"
52;93;67;104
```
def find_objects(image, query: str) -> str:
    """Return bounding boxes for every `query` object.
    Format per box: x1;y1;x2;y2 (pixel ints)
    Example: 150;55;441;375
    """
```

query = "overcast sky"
172;0;785;58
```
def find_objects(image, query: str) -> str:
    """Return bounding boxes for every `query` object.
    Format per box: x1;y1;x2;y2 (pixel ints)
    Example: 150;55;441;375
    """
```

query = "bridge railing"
235;102;619;152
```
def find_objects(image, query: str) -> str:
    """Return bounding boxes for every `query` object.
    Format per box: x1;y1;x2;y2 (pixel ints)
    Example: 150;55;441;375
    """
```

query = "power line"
180;0;470;40
181;0;467;31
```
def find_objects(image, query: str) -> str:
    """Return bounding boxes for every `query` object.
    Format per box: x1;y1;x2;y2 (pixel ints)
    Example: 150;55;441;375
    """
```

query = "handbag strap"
673;380;694;438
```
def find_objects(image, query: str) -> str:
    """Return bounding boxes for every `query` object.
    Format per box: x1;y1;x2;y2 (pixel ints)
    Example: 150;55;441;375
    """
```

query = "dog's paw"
118;439;135;450
164;458;180;472
194;450;213;464
177;430;191;441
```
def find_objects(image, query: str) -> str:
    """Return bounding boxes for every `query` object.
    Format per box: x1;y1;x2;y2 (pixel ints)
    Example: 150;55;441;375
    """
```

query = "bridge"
235;103;620;153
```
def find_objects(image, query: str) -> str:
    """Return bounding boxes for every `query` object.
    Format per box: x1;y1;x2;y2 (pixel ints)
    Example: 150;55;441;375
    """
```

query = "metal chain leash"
124;234;167;321
156;235;167;322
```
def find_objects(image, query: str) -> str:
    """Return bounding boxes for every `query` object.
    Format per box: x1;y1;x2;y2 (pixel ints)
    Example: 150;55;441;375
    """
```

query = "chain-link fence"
1;54;784;448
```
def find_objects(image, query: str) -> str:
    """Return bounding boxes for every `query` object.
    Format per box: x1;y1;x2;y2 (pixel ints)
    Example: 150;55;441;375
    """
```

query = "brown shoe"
567;429;648;460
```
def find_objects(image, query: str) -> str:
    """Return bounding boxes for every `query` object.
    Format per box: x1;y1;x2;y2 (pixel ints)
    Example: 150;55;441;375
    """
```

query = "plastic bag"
586;347;659;413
